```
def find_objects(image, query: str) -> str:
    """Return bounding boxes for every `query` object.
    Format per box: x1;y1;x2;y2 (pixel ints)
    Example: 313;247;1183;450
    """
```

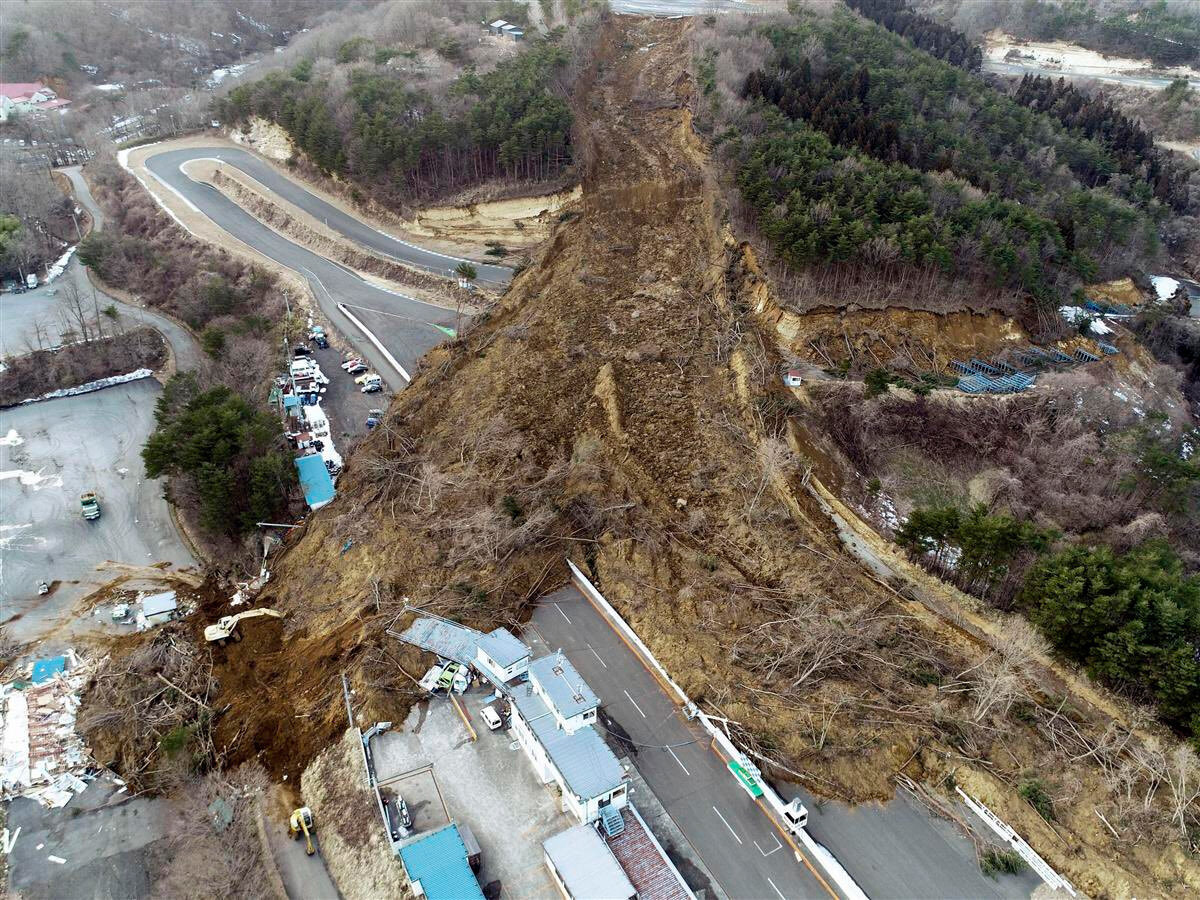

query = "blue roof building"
398;824;484;900
294;453;335;510
529;653;599;723
30;656;67;684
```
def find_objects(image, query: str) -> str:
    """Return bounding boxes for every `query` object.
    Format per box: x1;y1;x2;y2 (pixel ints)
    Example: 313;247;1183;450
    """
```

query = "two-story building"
510;652;628;824
0;83;70;122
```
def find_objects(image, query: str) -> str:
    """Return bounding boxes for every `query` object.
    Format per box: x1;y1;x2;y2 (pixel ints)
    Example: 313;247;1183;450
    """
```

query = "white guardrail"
956;787;1076;896
566;559;869;900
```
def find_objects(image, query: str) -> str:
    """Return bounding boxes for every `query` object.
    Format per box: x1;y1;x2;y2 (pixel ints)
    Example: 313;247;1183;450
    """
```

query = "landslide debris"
200;14;1199;898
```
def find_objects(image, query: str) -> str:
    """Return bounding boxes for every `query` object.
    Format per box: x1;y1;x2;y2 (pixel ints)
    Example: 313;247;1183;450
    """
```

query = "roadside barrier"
566;559;868;900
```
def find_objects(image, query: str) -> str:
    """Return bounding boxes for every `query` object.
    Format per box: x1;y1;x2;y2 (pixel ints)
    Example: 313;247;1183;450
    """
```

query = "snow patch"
0;429;23;447
93;83;125;92
40;245;76;285
1151;275;1181;301
0;468;63;490
19;369;154;405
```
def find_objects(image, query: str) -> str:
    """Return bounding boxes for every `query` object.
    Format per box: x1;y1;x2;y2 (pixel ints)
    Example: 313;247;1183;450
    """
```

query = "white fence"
956;787;1076;896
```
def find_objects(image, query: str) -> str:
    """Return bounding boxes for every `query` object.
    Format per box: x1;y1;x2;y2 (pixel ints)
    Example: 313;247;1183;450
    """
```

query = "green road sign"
729;760;763;798
432;323;458;338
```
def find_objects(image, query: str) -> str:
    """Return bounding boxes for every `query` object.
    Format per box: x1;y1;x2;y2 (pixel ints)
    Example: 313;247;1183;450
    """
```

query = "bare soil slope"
208;15;1198;897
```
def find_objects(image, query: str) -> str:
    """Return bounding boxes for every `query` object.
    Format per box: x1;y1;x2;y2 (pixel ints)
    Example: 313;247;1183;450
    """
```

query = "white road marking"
767;876;787;900
555;603;572;623
667;746;691;776
756;835;784;857
623;689;646;718
712;806;743;844
588;645;608;668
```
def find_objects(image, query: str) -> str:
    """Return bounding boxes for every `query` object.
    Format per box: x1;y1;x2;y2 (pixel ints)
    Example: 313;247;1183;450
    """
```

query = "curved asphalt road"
140;148;467;388
147;147;511;284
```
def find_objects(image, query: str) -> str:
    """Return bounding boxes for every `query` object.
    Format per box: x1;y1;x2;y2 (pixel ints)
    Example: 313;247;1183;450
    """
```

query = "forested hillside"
917;0;1200;68
699;4;1173;327
0;0;333;88
217;1;592;207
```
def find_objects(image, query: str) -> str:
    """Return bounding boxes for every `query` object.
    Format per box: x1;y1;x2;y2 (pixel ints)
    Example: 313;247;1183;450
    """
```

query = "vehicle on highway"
80;491;101;520
361;377;383;394
480;705;503;731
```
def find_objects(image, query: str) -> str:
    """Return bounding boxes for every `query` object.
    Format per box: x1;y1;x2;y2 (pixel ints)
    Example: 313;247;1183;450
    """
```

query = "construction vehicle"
80;491;100;520
289;806;316;855
204;608;284;645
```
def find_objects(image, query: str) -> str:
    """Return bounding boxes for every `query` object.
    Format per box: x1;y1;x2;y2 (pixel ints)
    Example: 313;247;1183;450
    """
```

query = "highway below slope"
527;585;838;900
528;585;1040;900
136;146;465;389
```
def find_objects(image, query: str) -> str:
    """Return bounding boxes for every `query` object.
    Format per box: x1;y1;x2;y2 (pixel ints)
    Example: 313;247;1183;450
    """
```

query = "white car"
340;357;363;371
480;706;503;731
344;361;368;375
361;379;383;394
354;372;379;385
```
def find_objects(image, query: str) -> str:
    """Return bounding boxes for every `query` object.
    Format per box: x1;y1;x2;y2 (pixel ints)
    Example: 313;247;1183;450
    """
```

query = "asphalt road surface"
6;776;170;899
141;147;461;389
528;585;836;900
149;146;510;285
529;584;1040;900
0;380;192;643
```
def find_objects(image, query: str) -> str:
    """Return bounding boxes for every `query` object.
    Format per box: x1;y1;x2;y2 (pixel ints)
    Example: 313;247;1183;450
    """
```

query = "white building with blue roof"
511;651;628;824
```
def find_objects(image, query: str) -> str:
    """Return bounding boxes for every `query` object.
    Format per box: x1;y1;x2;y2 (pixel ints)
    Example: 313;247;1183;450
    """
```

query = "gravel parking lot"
370;689;576;899
0;380;193;644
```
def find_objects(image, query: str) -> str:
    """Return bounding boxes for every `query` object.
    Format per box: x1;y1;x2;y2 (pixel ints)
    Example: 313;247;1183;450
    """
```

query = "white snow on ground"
0;523;39;551
93;83;125;92
1152;276;1181;301
1060;305;1115;337
206;63;249;88
40;245;76;285
984;32;1200;80
0;468;63;490
0;429;23;447
19;368;154;405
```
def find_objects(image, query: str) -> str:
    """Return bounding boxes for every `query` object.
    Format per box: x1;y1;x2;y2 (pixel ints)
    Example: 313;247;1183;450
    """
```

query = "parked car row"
340;353;382;393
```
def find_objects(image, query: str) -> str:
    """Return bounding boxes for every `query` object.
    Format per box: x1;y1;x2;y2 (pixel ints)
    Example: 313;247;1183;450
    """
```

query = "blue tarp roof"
294;454;335;509
399;824;484;900
282;394;301;409
31;656;67;684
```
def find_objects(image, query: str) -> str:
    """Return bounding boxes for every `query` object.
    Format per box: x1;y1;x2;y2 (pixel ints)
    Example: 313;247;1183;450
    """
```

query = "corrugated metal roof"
513;689;624;801
606;806;692;900
398;824;484;900
530;653;598;719
476;628;530;668
544;825;635;900
400;618;481;666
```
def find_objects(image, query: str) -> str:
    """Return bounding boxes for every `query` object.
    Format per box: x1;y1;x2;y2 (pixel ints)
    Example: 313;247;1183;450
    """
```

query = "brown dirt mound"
183;14;1198;897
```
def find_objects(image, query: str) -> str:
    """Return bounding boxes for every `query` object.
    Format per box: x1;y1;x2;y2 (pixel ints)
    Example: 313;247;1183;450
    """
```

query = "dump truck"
204;608;284;645
80;491;100;520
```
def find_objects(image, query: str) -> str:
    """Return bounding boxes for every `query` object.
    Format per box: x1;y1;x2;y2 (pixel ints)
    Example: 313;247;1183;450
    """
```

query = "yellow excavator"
289;806;316;856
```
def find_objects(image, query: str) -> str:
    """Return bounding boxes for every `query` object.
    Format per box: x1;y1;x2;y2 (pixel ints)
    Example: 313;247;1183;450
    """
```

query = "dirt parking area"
369;688;574;899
